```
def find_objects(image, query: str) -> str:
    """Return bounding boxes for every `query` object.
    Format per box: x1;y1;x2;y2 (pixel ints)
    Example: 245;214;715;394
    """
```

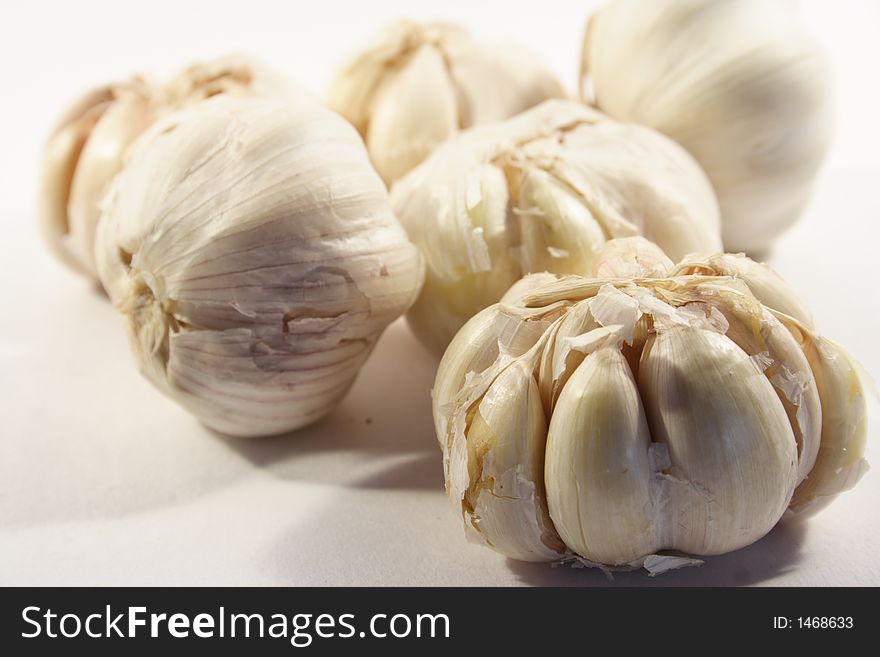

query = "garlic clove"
399;161;521;356
327;20;466;137
433;305;504;460
39;84;128;277
540;301;599;410
704;285;822;484
457;358;564;561
639;325;799;555
328;20;564;185
545;345;654;565
515;166;606;276
66;87;153;278
365;45;459;185
787;334;869;518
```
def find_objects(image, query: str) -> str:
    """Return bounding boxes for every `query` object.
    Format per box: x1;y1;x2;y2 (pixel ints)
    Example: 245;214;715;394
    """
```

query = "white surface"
1;0;878;586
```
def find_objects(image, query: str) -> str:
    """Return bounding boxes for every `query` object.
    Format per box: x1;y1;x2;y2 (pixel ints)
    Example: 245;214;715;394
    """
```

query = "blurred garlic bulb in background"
328;20;565;185
96;96;424;437
39;54;298;282
434;238;867;568
39;77;154;279
161;54;302;108
580;0;833;253
392;100;721;354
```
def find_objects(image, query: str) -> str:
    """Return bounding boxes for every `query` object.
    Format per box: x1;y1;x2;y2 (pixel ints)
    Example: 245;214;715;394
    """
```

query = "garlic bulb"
434;238;867;567
39;55;296;282
328;20;565;185
580;0;833;253
95;96;424;437
392;99;722;355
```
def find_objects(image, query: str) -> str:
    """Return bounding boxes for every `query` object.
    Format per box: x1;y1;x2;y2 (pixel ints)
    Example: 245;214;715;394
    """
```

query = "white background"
0;0;878;585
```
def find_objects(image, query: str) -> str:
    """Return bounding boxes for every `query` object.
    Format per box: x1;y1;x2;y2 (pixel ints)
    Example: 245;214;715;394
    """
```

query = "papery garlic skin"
393;100;722;355
580;0;832;253
671;252;815;328
590;236;673;279
39;55;299;283
777;325;869;519
96;96;424;437
328;20;565;185
434;239;867;567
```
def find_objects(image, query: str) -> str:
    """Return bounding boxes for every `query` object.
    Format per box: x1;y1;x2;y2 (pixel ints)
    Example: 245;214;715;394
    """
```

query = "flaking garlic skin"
580;0;833;253
95;96;424;437
39;54;299;283
392;100;722;355
434;238;868;569
327;20;565;186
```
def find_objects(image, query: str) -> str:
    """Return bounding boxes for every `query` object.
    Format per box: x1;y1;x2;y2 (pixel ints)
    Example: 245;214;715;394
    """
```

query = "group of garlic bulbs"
38;0;867;571
328;20;564;185
433;238;867;567
392;99;722;354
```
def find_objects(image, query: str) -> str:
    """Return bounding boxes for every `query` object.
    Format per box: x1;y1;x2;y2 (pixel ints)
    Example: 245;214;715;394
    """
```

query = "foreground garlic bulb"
434;238;867;569
96;96;424;437
39;55;295;281
328;20;565;185
393;100;722;354
580;0;833;253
